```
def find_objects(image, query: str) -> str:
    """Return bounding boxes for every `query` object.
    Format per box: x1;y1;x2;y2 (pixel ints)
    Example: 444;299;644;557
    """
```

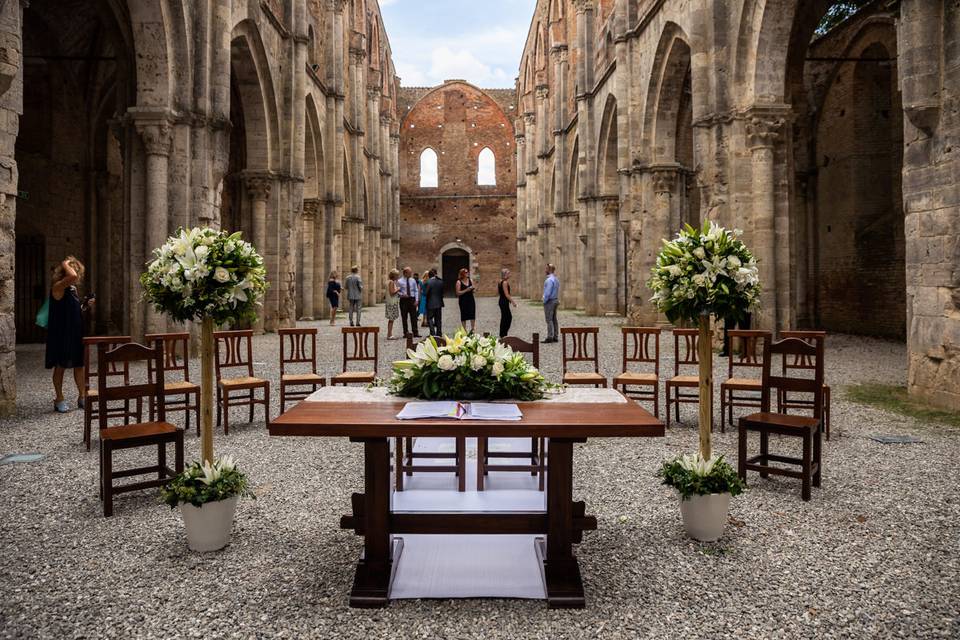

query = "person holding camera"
45;256;93;413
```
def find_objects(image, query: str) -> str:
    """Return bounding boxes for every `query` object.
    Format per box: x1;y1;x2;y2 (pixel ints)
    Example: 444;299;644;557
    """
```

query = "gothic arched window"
477;147;496;186
419;148;438;188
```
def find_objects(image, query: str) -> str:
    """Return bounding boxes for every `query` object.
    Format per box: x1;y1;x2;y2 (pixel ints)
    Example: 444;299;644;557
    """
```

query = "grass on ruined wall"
845;383;960;429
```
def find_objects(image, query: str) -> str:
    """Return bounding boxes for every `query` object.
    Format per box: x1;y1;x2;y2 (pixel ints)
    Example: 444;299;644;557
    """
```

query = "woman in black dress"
497;268;518;337
326;270;341;325
45;257;89;413
455;267;477;333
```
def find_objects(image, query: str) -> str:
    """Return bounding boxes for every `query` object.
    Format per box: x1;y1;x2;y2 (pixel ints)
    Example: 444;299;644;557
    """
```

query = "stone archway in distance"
438;241;475;298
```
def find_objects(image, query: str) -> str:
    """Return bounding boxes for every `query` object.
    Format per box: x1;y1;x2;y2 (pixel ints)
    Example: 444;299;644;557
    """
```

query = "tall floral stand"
697;313;713;460
200;317;215;464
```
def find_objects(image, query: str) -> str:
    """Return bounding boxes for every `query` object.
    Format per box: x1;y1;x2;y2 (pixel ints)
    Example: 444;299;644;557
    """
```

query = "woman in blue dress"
418;270;429;328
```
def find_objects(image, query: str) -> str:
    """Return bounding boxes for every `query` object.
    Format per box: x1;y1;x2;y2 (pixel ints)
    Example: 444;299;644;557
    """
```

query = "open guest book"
395;401;523;421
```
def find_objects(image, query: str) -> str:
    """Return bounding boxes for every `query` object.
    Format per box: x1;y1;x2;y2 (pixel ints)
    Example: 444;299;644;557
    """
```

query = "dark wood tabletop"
269;400;664;438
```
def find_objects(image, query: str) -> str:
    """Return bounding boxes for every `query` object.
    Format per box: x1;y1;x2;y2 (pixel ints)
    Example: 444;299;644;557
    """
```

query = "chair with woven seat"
719;330;770;432
738;336;824;501
561;327;607;388
96;341;184;517
82;336;138;451
778;330;832;440
665;328;709;429
612;327;660;416
278;327;325;411
214;329;270;434
476;333;543;491
331;326;379;386
145;332;200;434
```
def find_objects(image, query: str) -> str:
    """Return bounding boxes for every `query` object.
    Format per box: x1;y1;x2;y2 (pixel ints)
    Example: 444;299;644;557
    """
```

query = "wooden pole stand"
201;316;214;464
697;313;713;461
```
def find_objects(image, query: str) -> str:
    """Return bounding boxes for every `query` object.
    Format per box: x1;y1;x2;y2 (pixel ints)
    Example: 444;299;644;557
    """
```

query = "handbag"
35;298;49;329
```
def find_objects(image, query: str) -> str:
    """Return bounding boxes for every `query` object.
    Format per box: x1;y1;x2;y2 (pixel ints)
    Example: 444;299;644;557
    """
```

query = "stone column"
599;197;620;314
746;115;783;331
245;174;272;333
515;130;527;298
136;120;173;335
307;198;326;318
300;202;317;320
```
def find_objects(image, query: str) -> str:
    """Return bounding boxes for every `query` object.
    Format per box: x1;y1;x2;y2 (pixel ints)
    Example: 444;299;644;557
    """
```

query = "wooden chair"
279;327;326;411
330;326;379;385
145;332;200;435
612;327;660;416
719;330;770;432
214;329;270;434
778;330;832;440
738;336;824;501
561;327;607;387
395;335;464;492
476;333;544;491
665;328;709;429
97;341;184;517
82;336;138;451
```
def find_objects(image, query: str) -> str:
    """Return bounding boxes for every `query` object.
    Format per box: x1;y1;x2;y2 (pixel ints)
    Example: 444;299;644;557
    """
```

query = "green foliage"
845;384;960;429
647;220;761;324
657;453;745;501
388;330;554;401
140;227;269;326
161;456;255;508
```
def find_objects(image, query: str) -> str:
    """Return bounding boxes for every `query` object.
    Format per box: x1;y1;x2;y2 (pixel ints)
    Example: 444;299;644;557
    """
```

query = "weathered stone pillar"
514;128;527;298
306;198;325;317
300;202;317;320
599;197;620;314
746;115;782;331
245;174;272;333
135;119;173;335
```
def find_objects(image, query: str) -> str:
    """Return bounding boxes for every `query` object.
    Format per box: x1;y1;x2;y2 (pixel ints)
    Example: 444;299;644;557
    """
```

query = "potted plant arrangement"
647;220;761;540
161;456;255;552
141;227;268;550
388;329;550;400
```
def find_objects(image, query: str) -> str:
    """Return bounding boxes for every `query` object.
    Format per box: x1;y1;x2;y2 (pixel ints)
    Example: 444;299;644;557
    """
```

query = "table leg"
350;437;395;607
542;437;586;608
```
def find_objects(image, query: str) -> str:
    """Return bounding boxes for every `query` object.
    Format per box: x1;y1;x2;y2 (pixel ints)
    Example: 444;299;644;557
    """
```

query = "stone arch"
305;94;324;199
596;93;618;197
230;19;280;172
643;22;692;162
438;241;476;297
567;135;579;209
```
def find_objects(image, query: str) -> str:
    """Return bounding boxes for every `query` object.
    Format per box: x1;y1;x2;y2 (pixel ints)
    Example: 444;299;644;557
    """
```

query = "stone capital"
523;112;536;126
330;0;347;14
535;85;550;101
302;198;321;218
136;122;172;157
652;168;679;194
551;44;569;61
349;47;366;64
746;116;784;150
572;0;593;14
244;173;272;201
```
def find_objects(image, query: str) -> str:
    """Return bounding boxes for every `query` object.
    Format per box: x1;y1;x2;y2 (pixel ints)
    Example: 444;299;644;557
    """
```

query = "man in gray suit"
423;268;444;337
345;265;363;326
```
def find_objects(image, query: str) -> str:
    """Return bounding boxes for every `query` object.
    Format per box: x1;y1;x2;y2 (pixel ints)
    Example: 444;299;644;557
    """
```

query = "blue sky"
379;0;538;88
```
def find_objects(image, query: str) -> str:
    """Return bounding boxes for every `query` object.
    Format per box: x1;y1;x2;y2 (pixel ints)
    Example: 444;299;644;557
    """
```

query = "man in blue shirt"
542;263;560;343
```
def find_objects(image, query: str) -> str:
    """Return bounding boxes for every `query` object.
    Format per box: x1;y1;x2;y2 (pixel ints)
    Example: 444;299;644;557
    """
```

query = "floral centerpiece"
648;220;760;541
161;456;255;552
388;329;549;401
141;227;267;552
657;453;746;542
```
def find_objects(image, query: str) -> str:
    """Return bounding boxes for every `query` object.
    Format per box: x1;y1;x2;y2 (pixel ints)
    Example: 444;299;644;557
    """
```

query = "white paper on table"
396;401;462;420
462;402;523;421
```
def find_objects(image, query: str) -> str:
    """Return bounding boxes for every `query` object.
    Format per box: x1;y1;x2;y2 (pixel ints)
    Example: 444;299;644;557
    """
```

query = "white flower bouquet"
160;456;255;508
647;220;760;324
388;329;550;401
140;227;268;326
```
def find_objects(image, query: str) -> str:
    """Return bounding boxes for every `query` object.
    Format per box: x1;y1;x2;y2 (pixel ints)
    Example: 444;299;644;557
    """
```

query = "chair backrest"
760;337;824;417
405;334;448;351
621;327;660;376
561;327;600;373
780;330;827;376
672;328;700;376
83;336;132;391
145;332;191;383
97;341;165;428
342;326;379;373
500;333;540;368
214;329;255;380
278;327;318;376
726;329;770;379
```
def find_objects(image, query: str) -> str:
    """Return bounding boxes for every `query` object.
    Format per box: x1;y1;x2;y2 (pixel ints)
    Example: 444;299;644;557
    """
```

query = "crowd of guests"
324;263;565;342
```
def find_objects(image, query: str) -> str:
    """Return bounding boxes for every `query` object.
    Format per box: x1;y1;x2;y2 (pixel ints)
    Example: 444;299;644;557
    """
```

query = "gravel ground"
1;298;958;639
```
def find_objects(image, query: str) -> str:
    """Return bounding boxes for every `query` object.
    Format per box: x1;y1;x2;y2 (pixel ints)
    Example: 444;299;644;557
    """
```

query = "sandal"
54;400;70;413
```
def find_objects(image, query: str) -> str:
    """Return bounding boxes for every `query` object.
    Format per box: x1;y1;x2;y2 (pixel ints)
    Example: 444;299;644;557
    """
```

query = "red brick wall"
399;81;517;295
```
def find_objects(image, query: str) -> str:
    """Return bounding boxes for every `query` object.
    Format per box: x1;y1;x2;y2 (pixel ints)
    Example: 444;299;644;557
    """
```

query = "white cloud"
427;47;512;87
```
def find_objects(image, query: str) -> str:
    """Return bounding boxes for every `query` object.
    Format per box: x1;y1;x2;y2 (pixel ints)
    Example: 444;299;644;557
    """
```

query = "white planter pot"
679;492;731;542
180;495;239;552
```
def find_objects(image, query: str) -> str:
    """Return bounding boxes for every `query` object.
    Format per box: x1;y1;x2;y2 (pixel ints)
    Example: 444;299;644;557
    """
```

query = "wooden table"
269;399;664;608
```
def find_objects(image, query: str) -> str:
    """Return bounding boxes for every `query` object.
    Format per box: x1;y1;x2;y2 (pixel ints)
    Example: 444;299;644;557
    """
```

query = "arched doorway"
440;245;471;298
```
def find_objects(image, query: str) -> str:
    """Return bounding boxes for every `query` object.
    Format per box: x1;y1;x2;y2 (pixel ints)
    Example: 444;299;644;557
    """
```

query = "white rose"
194;245;209;260
214;267;230;283
727;255;741;269
692;273;707;287
666;264;683;277
437;355;456;371
491;361;504;377
453;355;466;368
693;247;706;259
471;355;486;371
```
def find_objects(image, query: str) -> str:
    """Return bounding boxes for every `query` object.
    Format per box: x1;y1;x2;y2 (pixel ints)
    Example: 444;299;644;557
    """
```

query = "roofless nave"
0;0;956;414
